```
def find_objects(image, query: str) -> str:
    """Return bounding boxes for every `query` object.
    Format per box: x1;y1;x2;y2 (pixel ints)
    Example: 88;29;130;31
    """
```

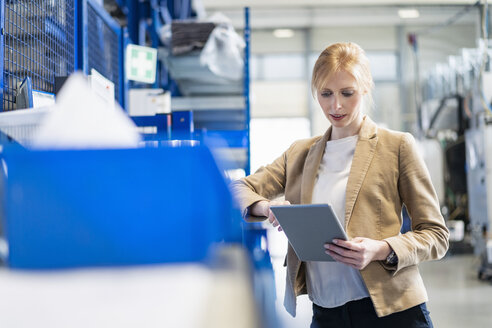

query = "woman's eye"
321;92;332;97
342;91;354;97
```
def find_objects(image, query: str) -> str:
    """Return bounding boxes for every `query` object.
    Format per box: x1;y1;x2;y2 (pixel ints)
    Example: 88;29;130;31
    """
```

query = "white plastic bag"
200;14;245;81
159;23;172;48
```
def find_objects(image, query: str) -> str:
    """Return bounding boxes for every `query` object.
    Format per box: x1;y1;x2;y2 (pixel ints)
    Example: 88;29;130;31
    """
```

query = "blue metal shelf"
1;0;76;111
81;0;124;107
244;7;251;175
195;130;249;148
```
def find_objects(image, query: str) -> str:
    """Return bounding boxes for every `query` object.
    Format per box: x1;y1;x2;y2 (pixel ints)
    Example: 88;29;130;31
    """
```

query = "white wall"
251;81;308;118
251;30;306;53
310;26;398;52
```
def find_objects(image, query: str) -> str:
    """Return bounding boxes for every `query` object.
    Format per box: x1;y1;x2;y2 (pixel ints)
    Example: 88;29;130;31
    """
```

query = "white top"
306;135;370;308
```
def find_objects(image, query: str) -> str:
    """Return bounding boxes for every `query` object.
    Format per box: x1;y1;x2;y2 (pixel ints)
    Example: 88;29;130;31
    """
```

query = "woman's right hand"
250;200;291;231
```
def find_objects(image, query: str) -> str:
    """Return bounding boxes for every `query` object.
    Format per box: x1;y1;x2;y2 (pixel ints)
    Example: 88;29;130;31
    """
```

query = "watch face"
386;251;397;264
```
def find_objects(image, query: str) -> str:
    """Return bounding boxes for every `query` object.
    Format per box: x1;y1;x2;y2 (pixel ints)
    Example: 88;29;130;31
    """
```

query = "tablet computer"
270;204;348;262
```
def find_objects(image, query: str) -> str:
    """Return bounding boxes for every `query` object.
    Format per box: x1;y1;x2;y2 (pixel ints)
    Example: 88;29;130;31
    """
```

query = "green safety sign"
125;44;157;84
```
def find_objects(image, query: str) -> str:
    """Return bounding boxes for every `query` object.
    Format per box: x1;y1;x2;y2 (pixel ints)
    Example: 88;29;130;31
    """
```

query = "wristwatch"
385;250;398;265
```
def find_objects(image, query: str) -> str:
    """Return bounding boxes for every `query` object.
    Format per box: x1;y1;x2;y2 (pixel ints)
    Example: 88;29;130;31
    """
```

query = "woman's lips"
330;114;346;121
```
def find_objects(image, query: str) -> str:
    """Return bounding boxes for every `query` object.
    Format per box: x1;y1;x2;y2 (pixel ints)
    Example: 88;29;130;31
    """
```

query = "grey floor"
268;230;492;328
420;254;492;327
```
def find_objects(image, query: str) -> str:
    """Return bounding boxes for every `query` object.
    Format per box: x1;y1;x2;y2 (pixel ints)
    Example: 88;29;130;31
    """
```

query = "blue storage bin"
1;145;242;269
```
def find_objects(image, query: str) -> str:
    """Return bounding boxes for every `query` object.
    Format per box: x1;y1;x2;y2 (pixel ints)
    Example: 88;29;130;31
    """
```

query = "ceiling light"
273;29;294;38
398;9;420;19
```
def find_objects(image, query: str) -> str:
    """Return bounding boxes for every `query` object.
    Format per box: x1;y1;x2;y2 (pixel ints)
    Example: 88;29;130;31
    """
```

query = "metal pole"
244;7;251;176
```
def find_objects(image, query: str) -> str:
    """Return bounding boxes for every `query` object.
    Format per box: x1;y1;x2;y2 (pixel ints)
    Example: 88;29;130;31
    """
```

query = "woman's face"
317;70;365;137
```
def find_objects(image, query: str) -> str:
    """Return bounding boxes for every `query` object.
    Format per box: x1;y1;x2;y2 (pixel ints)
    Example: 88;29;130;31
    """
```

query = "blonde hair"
311;42;374;108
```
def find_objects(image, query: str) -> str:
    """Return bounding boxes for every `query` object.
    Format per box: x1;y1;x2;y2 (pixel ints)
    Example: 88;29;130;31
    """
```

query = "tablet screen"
270;204;348;261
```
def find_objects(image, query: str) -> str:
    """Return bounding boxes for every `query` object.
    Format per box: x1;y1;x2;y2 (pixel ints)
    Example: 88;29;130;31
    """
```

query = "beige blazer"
230;115;449;317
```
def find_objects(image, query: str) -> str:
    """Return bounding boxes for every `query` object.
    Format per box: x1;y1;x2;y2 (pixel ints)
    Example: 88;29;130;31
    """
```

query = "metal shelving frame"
168;7;251;176
80;0;125;107
0;0;77;111
244;7;251;176
118;2;251;175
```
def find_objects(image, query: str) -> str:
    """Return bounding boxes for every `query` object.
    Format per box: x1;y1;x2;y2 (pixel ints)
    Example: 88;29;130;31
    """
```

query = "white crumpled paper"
31;73;141;149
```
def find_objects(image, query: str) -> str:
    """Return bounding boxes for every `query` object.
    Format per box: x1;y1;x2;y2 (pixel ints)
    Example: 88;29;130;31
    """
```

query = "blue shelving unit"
168;8;252;176
80;0;125;108
116;0;192;44
0;0;77;111
244;7;251;176
116;2;251;175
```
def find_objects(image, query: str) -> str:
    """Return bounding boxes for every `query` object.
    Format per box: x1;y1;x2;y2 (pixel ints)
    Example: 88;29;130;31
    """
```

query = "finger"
332;239;354;249
333;239;363;252
348;263;363;270
331;253;361;268
325;243;353;255
326;244;359;260
326;250;360;266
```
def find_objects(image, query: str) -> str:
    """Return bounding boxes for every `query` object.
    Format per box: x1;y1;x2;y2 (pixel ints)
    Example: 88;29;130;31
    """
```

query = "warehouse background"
0;0;491;327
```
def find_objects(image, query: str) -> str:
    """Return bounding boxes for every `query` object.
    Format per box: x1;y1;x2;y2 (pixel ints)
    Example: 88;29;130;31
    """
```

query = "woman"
230;42;449;328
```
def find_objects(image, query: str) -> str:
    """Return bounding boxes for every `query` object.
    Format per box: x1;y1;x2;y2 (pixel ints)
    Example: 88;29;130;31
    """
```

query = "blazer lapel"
344;116;378;229
300;127;332;204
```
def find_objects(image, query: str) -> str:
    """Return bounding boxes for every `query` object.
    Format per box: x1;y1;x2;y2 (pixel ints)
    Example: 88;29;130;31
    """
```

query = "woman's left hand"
324;237;391;270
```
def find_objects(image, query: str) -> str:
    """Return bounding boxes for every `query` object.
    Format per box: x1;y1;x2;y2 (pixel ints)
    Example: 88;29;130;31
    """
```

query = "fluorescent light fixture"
273;29;294;38
398;9;420;19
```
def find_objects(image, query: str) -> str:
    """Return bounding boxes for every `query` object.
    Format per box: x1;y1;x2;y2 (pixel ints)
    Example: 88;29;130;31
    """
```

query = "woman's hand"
249;200;291;231
324;237;392;270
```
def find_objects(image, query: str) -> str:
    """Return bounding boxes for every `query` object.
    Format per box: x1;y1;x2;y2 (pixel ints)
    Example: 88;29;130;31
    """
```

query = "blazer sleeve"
230;144;291;220
383;133;449;273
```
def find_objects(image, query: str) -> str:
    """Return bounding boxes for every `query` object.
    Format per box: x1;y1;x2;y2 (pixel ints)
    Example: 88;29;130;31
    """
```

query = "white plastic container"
448;220;465;242
487;239;492;264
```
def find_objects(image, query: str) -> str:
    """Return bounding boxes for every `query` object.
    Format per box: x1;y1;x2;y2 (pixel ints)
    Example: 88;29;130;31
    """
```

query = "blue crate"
1;0;76;111
1;145;242;269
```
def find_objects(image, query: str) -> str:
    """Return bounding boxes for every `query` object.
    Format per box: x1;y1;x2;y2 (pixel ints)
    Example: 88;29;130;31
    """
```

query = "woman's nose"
333;95;342;110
